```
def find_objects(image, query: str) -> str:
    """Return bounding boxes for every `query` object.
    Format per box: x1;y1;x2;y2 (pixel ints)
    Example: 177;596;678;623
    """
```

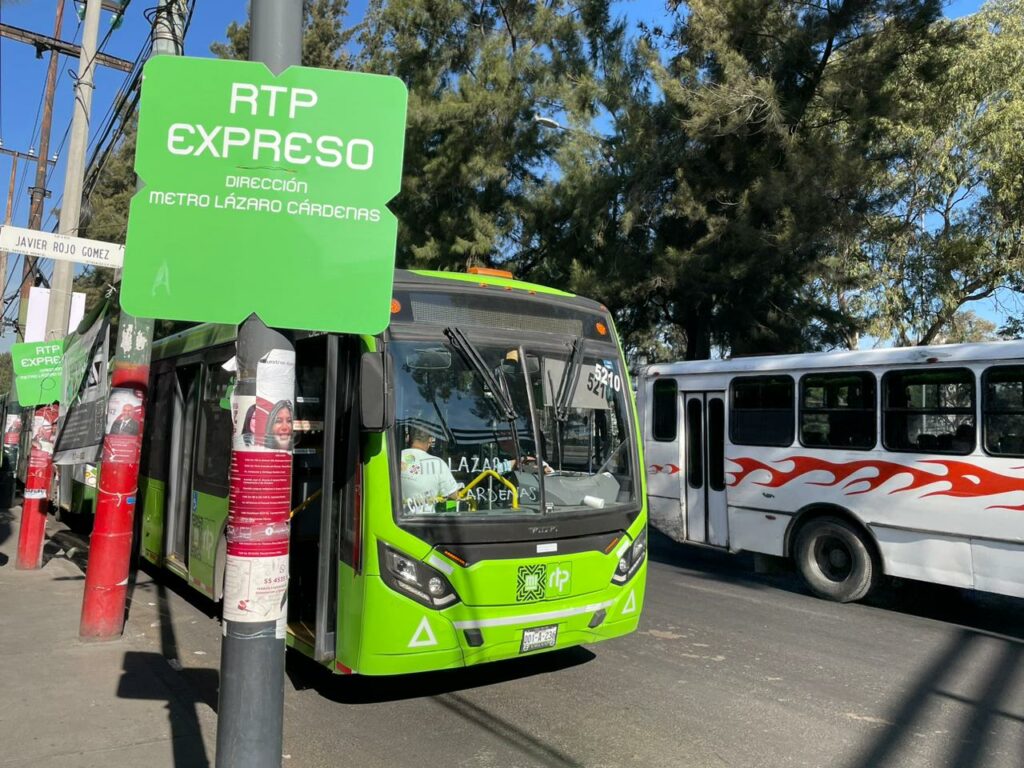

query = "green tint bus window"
652;379;678;441
141;368;175;483
685;398;703;489
883;368;975;454
707;397;726;492
983;365;1024;457
730;376;794;447
799;372;876;450
194;361;234;497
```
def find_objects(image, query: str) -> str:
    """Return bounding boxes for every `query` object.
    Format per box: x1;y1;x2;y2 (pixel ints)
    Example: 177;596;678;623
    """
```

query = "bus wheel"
794;517;875;603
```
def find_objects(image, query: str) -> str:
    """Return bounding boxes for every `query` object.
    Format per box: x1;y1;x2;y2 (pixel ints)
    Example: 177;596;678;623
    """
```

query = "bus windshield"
392;333;636;518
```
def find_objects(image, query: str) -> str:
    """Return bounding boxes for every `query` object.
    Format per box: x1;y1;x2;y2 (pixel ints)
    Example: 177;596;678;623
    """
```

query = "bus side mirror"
360;350;393;432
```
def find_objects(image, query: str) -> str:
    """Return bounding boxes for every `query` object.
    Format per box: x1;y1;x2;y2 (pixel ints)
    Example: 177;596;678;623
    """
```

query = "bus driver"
400;426;462;515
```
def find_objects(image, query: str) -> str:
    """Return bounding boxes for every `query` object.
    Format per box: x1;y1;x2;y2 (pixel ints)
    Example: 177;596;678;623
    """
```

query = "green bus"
136;268;647;675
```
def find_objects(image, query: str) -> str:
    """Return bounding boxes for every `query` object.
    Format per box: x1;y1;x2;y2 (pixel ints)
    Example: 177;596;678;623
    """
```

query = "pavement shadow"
434;693;584;767
118;580;218;767
0;508;13;552
843;627;1024;768
286;644;596;704
649;529;1024;641
42;529;91;571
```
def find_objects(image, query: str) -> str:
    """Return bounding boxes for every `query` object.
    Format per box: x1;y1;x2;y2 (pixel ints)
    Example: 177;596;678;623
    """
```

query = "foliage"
0;352;11;399
209;0;357;68
80;118;137;245
72;1;1024;364
356;0;618;273
858;0;1024;346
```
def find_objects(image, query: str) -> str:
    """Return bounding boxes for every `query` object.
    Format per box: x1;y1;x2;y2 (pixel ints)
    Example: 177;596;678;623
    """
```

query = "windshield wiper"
444;326;526;470
554;336;586;423
444;327;515;419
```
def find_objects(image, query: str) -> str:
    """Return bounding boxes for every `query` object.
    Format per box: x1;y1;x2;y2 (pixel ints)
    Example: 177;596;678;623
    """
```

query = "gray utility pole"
44;0;102;342
78;0;186;641
215;4;301;767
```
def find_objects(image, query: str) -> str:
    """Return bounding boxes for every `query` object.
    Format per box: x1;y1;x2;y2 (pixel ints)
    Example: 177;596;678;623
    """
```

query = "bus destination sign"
121;56;408;334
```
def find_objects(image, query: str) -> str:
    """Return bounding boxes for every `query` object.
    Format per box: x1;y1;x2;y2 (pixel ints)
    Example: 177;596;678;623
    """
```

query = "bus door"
683;392;728;548
165;364;202;570
288;334;354;662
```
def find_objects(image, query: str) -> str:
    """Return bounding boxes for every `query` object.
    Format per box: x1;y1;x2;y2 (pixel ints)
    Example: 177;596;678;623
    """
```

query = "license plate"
520;624;558;653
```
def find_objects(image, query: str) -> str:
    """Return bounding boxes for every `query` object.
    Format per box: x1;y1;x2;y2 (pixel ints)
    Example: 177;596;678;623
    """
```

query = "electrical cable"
10;17;83;223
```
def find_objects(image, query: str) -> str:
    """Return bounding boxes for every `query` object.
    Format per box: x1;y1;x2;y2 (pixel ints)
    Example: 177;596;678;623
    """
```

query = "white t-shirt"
400;448;461;515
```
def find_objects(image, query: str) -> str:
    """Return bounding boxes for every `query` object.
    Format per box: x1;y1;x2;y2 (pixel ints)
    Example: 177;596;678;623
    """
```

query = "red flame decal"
727;455;1024;510
648;463;681;475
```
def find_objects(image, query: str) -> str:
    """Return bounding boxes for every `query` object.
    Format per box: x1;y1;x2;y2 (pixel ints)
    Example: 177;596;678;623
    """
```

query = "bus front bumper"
350;561;646;676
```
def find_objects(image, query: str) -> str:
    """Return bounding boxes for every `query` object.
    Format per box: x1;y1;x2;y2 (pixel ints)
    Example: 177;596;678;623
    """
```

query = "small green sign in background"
122;56;408;334
13;340;65;406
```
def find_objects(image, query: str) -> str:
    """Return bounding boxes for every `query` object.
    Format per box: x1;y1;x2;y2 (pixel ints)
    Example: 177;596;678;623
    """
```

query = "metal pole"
79;0;186;639
216;4;301;764
17;0;101;571
1;156;16;316
45;0;102;341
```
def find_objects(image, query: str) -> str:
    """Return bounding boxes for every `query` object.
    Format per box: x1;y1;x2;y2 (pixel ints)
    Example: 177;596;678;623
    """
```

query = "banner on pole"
53;310;110;466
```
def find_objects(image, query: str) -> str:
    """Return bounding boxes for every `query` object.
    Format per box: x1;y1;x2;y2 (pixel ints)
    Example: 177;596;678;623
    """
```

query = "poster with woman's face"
232;349;295;453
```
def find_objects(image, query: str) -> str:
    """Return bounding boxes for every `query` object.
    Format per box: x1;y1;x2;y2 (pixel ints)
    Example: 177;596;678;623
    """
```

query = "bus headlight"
379;542;460;609
611;528;647;585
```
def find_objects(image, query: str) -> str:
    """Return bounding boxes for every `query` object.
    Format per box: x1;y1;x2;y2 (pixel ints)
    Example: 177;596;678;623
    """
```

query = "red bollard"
80;366;149;638
16;404;60;570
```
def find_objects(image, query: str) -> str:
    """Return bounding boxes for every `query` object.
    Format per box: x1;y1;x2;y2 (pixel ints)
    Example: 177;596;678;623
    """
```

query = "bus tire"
794;516;875;603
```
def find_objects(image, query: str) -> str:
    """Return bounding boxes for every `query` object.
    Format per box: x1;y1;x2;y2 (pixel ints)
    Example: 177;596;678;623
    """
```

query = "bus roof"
645;339;1024;378
405;269;575;298
151;269;598;359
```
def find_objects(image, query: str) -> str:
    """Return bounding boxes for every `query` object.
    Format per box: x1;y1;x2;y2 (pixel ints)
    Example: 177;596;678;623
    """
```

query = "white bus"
637;341;1024;602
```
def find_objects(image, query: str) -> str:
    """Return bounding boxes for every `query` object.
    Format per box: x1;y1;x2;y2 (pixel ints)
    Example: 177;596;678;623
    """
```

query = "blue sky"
0;0;995;353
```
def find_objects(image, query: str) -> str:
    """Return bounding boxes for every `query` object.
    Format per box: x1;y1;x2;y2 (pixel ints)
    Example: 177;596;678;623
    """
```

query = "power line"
10;16;84;224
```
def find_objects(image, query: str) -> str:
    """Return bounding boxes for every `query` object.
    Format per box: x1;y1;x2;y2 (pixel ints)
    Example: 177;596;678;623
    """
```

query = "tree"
210;0;357;68
0;352;11;399
933;310;998;344
80;118;137;245
356;0;619;273
618;0;947;360
861;0;1024;346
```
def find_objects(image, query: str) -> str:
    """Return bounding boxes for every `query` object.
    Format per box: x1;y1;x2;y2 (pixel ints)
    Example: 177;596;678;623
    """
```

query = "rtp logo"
516;564;546;602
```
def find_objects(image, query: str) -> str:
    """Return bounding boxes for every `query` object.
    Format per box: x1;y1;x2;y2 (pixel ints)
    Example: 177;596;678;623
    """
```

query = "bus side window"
730;376;794;447
141;367;175;483
652;379;678;441
799;372;876;450
983;365;1024;457
882;368;975;455
194;359;234;497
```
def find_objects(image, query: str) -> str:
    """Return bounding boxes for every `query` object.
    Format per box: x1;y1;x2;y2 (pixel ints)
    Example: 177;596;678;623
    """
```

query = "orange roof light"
468;266;514;279
595;321;608;336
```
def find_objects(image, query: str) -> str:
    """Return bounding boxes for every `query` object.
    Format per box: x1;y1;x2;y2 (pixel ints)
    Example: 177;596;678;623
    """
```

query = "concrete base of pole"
215;620;286;766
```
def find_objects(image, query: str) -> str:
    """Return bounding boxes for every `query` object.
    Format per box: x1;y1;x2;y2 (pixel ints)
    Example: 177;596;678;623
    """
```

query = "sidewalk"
0;502;218;767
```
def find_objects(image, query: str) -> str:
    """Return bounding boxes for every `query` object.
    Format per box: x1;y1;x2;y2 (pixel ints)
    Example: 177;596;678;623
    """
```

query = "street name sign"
12;340;65;406
121;55;408;334
0;225;124;269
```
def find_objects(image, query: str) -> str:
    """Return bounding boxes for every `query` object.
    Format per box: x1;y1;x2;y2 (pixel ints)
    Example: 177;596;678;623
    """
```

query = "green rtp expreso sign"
12;340;64;407
122;56;408;334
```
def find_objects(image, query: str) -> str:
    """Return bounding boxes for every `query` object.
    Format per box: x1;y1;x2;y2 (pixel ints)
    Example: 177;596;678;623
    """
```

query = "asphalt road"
117;530;1024;768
